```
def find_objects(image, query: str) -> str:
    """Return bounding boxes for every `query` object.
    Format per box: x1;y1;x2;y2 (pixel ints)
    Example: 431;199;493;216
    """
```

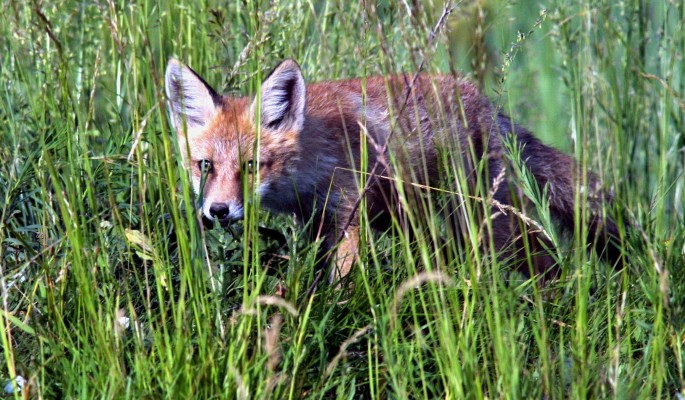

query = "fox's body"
166;59;621;281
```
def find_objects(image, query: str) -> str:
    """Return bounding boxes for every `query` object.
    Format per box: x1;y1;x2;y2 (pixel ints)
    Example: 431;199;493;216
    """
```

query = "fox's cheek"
256;181;271;197
257;158;274;178
191;177;201;194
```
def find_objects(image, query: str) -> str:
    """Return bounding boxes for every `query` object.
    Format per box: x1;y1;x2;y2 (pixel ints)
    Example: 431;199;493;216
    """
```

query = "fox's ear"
165;58;221;134
254;59;306;133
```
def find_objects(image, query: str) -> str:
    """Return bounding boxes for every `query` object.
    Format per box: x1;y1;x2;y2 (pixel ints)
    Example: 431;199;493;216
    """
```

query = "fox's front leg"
325;225;360;284
310;219;360;284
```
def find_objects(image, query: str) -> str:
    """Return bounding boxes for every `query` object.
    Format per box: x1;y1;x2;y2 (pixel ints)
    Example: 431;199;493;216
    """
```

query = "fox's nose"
209;203;230;221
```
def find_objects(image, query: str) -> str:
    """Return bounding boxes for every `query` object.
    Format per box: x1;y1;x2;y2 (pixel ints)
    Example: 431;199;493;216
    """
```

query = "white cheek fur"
201;202;213;220
191;178;201;194
256;181;270;198
228;203;244;220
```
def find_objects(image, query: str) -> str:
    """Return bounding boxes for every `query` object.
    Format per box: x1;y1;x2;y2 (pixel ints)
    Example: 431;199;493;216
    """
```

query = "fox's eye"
198;159;213;174
245;160;254;174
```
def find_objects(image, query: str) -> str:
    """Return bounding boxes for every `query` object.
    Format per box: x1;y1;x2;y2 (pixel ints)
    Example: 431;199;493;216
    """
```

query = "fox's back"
299;74;499;186
166;58;624;280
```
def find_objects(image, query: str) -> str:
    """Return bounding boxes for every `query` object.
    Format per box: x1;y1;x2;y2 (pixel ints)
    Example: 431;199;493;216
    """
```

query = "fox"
165;58;623;283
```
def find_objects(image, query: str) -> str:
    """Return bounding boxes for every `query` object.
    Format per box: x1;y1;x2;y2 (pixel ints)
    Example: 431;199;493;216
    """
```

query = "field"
1;0;684;398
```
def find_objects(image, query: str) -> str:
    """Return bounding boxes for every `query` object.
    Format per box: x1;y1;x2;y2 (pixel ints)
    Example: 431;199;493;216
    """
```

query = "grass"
1;0;684;398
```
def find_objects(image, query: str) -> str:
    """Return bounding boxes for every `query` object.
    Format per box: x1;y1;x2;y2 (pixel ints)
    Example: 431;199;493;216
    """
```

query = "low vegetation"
1;0;683;398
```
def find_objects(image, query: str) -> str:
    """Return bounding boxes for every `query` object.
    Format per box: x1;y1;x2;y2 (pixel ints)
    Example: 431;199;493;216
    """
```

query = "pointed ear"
165;58;221;134
253;59;306;133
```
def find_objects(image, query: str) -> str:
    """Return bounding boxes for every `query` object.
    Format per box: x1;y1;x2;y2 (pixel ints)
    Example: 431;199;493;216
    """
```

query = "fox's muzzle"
204;202;244;229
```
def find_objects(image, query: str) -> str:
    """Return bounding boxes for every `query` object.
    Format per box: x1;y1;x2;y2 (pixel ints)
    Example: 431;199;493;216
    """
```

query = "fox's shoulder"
304;73;482;105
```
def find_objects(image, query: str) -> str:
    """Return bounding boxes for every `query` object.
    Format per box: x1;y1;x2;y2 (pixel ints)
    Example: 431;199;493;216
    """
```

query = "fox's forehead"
212;97;253;140
186;97;254;160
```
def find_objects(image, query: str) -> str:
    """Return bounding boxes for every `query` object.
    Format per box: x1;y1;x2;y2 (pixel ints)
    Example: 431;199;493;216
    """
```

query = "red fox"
165;58;622;282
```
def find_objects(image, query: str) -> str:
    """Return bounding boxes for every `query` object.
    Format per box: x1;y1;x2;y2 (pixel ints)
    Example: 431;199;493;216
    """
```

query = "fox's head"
165;59;306;226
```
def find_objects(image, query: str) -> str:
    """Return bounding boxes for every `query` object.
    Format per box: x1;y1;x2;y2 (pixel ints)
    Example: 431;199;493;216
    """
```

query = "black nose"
209;203;230;220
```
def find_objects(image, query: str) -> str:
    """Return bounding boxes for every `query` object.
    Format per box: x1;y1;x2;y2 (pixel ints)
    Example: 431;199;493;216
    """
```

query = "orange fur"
165;59;622;283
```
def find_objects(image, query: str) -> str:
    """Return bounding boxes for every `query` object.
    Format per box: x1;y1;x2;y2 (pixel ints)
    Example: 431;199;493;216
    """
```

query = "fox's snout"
201;200;244;229
209;203;231;221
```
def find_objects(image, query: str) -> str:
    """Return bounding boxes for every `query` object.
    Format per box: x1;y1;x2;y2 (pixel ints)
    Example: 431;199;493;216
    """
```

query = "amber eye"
244;159;254;174
198;159;213;174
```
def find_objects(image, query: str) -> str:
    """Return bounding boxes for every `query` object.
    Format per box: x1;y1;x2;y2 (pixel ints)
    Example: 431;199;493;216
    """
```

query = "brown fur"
165;59;623;283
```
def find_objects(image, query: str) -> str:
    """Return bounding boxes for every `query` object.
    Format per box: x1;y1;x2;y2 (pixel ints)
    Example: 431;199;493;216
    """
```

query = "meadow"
1;0;684;398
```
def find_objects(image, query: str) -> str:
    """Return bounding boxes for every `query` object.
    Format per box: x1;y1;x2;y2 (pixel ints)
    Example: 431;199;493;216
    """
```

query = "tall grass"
1;0;683;398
